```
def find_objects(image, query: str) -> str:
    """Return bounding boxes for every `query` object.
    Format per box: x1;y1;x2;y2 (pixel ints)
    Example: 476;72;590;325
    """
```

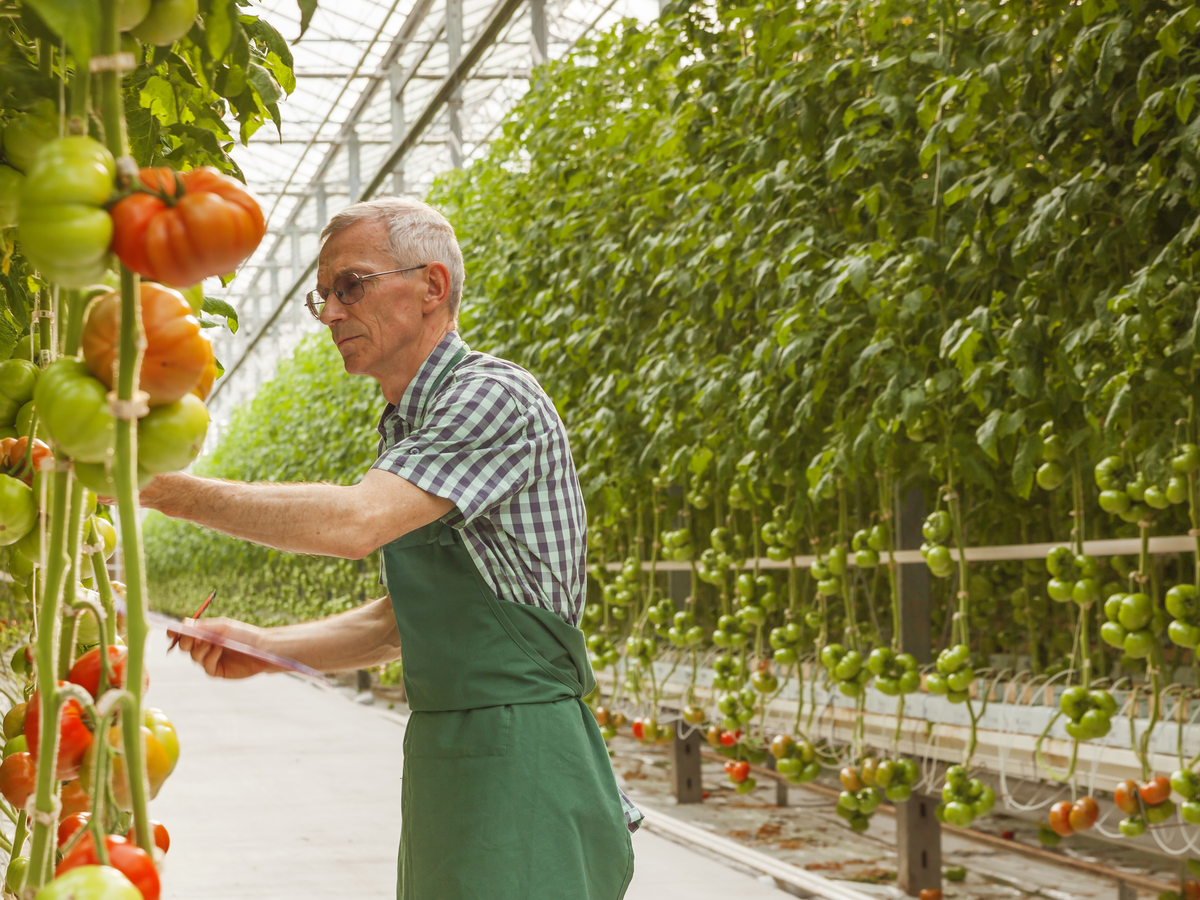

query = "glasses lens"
305;291;323;318
332;274;365;305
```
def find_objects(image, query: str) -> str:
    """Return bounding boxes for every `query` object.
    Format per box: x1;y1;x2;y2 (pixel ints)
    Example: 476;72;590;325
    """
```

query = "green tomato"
1;734;25;759
1047;577;1074;603
1119;503;1150;524
1072;578;1101;607
0;359;38;428
1173;443;1200;474
854;548;879;568
1166;584;1198;620
925;672;949;695
1168;619;1200;649
867;647;893;676
1127;472;1149;501
922;510;951;544
1099;489;1132;515
827;545;847;575
1036;461;1067;491
131;0;199;44
1145;799;1175;825
925;544;952;575
886;783;913;802
1041;433;1065;461
773;647;797;666
1144;486;1170;510
867;524;888;551
1045;546;1075;578
1060;685;1088;720
33;359;115;463
119;0;152;29
33;866;142;900
1171;770;1200;800
898;670;921;693
1094;456;1123;490
1104;593;1126;622
1123;628;1157;659
11;333;39;365
943;800;975;827
2;100;57;173
946;667;974;693
16;401;47;443
1119;815;1147;837
1079;709;1111;737
1167;476;1188;505
817;575;842;596
1118;592;1153;630
18;137;115;287
0;475;35;547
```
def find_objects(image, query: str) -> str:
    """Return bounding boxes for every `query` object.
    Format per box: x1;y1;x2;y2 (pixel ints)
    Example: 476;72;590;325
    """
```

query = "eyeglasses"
305;265;428;318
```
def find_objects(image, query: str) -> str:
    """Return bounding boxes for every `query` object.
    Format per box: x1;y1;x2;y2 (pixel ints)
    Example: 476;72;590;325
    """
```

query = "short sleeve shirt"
372;331;642;832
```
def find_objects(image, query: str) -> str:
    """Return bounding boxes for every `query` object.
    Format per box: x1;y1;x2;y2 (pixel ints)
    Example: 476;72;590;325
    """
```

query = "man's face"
316;219;426;377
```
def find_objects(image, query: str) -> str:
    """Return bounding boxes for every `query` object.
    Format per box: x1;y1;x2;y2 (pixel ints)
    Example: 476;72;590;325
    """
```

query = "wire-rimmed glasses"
305;265;428;318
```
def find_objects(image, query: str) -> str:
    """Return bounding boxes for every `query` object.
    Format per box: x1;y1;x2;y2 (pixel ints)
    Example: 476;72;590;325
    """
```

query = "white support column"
389;66;407;195
348;131;362;202
316;182;328;228
447;0;463;168
530;0;546;67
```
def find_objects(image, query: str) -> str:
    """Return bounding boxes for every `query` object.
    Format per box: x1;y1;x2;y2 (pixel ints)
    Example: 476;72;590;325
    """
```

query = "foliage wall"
428;0;1200;670
144;334;385;624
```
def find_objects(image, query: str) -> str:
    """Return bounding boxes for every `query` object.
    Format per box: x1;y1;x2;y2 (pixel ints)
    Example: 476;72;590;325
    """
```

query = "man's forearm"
264;596;402;672
141;470;453;559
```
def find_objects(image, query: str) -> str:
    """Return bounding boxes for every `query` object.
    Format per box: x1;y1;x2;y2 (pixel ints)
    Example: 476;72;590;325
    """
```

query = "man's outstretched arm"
140;468;454;560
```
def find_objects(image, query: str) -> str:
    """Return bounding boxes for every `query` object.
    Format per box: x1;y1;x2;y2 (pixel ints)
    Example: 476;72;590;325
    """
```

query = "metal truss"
202;0;660;448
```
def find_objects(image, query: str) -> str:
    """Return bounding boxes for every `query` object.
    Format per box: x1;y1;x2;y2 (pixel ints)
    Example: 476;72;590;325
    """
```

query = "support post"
316;182;328;228
670;727;703;804
895;485;941;897
447;0;463;167
388;64;407;194
348;130;361;202
530;0;547;67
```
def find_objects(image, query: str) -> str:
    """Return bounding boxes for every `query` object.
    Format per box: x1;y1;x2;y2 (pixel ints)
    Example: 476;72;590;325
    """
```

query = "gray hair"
320;196;465;321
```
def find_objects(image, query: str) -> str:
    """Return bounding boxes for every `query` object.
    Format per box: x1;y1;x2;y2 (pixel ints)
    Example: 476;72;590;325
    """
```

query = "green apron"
381;360;633;900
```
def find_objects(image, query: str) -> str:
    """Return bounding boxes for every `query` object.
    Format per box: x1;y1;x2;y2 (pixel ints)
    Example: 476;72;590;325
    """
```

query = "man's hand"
172;597;402;678
174;617;284;679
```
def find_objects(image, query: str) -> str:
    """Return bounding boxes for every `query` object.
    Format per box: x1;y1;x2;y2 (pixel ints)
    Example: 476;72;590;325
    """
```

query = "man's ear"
423;262;453;313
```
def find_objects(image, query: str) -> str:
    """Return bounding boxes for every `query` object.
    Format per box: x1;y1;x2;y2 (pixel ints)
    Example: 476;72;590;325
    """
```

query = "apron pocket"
406;705;512;758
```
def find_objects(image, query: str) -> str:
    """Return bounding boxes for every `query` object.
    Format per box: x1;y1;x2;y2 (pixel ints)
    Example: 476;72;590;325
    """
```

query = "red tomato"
1048;800;1075;837
82;283;209;407
59;778;91;819
57;812;90;847
57;833;160;900
719;730;737;747
68;646;148;699
109;166;266;287
24;684;93;781
1115;779;1141;815
0;751;34;808
1141;775;1172;806
0;437;49;484
919;891;942;900
630;718;644;740
1069;796;1100;832
724;760;750;783
127;820;170;855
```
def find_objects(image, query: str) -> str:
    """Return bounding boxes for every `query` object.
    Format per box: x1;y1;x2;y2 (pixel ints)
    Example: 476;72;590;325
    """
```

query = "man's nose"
320;296;349;326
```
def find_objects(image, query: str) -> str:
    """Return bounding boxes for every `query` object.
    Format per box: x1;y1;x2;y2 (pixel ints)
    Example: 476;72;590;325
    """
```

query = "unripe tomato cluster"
1101;591;1163;660
1058;686;1117;740
768;619;806;666
696;526;742;585
769;733;821;784
811;546;847;597
1166;584;1200;649
659;527;693;561
1045;548;1102;608
630;715;672;744
819;643;871;697
920;510;954;578
936;765;996;827
851;524;888;568
866;647;920;696
601;558;641;621
924;644;974;703
759;506;799;562
723;758;756;794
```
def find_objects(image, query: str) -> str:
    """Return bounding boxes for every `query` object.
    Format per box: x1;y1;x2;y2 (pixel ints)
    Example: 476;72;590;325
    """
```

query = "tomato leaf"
296;0;319;40
201;297;239;334
21;0;99;64
205;0;235;61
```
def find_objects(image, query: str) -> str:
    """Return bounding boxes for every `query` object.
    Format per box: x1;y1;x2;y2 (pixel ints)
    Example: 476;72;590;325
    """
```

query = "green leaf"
976;409;1003;463
1012;434;1037;499
206;0;235;60
296;0;318;40
203;296;239;333
22;0;98;64
689;447;713;476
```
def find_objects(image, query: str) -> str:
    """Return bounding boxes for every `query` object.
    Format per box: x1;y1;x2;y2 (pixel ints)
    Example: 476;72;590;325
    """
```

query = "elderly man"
144;197;638;899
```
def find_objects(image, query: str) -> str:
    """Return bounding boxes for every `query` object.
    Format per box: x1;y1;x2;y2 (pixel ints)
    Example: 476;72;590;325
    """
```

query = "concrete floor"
143;628;789;900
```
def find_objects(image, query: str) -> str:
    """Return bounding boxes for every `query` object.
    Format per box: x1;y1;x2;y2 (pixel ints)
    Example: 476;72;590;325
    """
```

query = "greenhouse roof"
204;0;657;438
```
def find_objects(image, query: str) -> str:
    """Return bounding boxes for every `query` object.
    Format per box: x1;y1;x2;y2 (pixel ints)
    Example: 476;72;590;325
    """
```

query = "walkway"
144;627;789;899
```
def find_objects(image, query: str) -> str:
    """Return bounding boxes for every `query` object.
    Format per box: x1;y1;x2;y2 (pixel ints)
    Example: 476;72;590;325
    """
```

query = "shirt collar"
377;331;467;435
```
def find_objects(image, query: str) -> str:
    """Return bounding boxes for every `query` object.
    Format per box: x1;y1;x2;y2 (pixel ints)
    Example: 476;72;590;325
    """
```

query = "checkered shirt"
373;331;643;832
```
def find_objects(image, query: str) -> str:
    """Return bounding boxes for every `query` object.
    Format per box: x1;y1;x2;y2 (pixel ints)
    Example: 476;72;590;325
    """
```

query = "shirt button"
408;447;420;455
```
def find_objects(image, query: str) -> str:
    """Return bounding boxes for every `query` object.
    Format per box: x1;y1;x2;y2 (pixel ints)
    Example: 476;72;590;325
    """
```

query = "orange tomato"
82;282;209;406
0;436;50;484
127;819;170;855
1048;800;1075;837
1068;796;1099;832
191;335;217;401
109;166;266;287
0;751;34;808
57;812;90;847
59;779;91;819
1114;778;1141;815
1140;775;1172;806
